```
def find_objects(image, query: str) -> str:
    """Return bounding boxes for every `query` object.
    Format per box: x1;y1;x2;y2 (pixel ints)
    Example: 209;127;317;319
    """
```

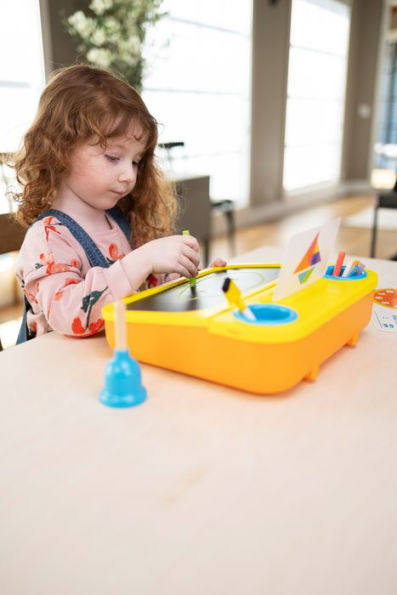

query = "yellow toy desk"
102;264;377;394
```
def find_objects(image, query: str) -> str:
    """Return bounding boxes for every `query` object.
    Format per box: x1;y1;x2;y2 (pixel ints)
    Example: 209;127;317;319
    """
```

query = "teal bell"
100;300;147;408
100;349;147;408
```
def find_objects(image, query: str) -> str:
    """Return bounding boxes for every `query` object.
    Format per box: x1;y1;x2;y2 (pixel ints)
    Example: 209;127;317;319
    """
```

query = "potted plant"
65;0;165;91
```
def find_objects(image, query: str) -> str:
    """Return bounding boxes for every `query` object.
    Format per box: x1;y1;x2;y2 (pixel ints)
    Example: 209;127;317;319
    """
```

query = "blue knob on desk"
100;349;147;408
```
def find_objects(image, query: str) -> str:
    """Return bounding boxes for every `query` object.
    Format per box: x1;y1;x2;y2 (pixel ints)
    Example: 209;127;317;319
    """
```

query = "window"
142;0;252;205
283;0;351;192
0;0;45;213
374;39;397;170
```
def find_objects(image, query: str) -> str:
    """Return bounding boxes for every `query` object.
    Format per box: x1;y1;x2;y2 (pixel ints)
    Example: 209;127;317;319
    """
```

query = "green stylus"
182;230;197;287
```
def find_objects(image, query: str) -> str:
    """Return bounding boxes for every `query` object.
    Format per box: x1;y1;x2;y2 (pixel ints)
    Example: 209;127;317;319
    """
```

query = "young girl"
13;64;226;341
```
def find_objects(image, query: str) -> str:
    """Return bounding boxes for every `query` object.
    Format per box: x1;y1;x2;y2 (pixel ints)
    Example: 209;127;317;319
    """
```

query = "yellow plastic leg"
304;365;319;382
346;332;359;347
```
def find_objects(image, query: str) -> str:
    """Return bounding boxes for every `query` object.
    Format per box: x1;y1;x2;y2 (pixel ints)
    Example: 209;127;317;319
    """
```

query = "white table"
1;248;397;595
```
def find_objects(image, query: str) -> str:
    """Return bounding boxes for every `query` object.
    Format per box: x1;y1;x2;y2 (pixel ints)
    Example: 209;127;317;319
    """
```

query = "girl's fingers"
182;245;200;269
178;264;193;278
181;234;200;252
179;254;198;277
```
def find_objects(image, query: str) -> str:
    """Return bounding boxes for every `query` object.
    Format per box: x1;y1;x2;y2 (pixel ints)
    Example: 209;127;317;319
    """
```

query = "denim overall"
16;207;132;344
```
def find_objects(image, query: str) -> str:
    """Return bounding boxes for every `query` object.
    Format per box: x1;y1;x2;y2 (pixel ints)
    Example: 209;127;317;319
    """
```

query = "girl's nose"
118;164;136;184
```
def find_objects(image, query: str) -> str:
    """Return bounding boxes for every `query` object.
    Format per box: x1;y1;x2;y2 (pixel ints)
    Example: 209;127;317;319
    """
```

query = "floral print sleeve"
16;216;133;338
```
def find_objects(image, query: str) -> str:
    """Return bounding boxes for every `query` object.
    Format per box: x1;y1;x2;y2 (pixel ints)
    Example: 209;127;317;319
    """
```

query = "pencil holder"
233;303;298;325
324;265;367;280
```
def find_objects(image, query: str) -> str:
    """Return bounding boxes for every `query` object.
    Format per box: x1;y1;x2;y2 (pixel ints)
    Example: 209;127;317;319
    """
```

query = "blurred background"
1;0;397;348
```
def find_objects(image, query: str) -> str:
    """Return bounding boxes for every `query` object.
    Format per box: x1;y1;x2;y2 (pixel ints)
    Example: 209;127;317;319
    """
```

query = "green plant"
65;0;165;91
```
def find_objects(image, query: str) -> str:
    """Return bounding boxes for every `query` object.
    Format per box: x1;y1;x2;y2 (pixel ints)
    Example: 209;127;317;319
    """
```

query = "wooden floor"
211;194;396;262
1;193;396;349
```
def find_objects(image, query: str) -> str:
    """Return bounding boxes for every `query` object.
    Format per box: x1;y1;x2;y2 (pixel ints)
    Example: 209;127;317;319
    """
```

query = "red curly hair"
12;64;178;244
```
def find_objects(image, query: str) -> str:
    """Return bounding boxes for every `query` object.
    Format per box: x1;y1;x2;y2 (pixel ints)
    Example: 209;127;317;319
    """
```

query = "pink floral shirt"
16;211;153;338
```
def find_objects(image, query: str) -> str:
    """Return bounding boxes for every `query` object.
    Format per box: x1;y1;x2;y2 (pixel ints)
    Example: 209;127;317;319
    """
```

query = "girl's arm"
18;224;141;337
18;225;202;337
28;264;130;337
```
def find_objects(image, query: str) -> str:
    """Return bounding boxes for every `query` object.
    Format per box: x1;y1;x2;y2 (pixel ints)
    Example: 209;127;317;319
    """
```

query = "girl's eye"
105;154;119;162
132;161;141;168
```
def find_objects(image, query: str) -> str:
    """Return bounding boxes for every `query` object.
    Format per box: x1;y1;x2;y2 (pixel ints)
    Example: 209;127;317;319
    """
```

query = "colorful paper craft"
294;232;322;284
273;218;340;301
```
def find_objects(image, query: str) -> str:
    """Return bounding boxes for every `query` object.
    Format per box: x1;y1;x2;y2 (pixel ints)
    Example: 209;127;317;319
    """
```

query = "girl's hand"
209;257;227;268
141;234;200;278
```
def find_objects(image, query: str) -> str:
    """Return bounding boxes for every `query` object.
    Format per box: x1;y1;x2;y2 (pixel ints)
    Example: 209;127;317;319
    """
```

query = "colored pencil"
333;250;346;276
182;230;197;287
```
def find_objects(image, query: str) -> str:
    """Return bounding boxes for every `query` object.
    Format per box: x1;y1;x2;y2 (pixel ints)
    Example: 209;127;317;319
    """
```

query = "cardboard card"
273;218;341;301
372;305;397;332
372;288;397;332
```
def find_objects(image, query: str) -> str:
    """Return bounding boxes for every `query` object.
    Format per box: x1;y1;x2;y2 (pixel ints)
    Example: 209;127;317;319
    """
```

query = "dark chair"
0;214;25;351
210;199;236;257
159;142;236;263
175;176;212;265
370;179;397;259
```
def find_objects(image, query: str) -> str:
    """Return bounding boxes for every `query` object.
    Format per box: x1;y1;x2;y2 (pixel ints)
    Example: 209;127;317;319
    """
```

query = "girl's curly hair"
12;63;179;245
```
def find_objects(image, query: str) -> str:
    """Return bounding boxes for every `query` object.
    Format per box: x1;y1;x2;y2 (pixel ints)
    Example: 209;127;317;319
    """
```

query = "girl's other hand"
209;257;227;268
197;257;227;270
164;256;227;284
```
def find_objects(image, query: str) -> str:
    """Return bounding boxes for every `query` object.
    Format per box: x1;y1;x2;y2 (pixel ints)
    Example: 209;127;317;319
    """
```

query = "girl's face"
63;127;147;211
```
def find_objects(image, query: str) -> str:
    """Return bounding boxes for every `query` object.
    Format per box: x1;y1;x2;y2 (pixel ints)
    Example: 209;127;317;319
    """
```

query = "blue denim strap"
106;206;134;248
37;209;109;267
16;296;33;344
